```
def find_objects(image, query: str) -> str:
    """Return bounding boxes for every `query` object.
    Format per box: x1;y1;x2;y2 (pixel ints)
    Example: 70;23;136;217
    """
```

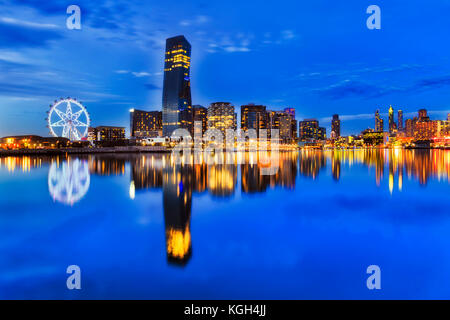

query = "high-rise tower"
388;106;395;133
331;114;341;138
398;110;403;131
162;35;193;137
375;110;384;132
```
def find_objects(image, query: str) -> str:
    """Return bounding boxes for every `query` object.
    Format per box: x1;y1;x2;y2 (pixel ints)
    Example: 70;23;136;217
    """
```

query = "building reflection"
1;150;449;265
88;155;126;176
163;164;193;266
331;151;341;181
131;155;163;190
208;164;237;197
298;150;326;179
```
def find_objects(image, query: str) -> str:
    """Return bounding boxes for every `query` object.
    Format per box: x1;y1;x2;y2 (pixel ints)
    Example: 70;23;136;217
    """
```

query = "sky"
0;0;450;137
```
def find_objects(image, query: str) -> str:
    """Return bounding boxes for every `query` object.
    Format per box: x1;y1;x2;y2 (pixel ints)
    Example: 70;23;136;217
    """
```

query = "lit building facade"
388;106;396;133
193;105;207;136
207;102;236;136
331;114;341;138
405;117;417;137
284;107;298;141
375;110;384;132
414;110;437;140
93;126;126;141
130;109;162;138
240;104;268;138
162;35;193;137
268;111;293;143
299;119;326;141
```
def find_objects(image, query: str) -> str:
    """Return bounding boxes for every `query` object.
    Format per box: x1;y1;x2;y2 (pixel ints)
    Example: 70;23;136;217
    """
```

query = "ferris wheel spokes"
47;98;90;141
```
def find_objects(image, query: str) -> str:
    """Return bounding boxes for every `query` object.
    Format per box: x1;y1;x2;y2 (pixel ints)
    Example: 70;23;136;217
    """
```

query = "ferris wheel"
47;98;90;141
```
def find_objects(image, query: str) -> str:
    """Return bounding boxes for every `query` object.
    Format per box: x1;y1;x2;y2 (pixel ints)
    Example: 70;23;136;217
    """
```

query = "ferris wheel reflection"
48;158;90;205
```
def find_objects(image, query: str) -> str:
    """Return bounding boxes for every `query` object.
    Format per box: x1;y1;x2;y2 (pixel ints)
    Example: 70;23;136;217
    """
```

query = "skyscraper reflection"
163;164;193;266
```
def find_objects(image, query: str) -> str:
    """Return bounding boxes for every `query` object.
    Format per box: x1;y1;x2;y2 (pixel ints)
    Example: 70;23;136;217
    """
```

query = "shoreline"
0;146;170;156
0;146;449;157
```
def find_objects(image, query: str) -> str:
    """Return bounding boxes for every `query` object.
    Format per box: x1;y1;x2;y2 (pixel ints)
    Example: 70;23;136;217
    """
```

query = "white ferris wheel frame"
47;98;90;141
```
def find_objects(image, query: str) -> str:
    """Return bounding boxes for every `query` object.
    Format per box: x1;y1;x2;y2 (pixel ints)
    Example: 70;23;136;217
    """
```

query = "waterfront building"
375;110;384;132
268;111;293;143
362;129;384;146
414;110;437;140
437;120;450;137
299;119;326;141
284;108;298;141
0;135;70;149
414;121;438;140
93;126;126;141
418;109;429;121
162;35;193;137
331;114;341;138
240;104;268;138
193;105;207;136
207;102;236;136
130;109;162;138
405;117;417;137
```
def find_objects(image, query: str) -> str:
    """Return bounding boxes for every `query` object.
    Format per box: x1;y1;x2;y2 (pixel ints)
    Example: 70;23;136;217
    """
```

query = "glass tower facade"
162;35;193;137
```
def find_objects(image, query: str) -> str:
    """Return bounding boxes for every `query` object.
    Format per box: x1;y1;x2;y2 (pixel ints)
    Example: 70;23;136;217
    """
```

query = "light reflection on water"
0;150;449;299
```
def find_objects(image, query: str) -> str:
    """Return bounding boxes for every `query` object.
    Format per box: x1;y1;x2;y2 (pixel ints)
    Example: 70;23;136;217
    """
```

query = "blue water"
0;150;449;299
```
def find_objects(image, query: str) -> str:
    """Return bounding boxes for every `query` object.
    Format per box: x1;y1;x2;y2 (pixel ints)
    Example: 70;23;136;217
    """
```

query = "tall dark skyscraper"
162;35;193;137
331;114;340;138
398;110;403;131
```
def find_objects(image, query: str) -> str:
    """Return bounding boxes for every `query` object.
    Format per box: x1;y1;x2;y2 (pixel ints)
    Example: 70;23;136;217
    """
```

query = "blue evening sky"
0;0;449;137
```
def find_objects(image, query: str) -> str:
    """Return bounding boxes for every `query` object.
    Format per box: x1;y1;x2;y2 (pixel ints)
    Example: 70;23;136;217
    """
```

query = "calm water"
0;150;449;299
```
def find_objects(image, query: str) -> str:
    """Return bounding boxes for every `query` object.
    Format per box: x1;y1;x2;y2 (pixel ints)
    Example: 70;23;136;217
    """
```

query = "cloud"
205;34;253;54
224;46;251;53
0;17;58;29
115;70;162;78
179;15;210;27
281;30;296;40
0;58;119;102
0;17;63;48
132;72;151;77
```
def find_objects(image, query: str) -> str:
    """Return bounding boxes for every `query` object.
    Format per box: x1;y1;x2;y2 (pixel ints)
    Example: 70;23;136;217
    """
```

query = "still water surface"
0;150;449;299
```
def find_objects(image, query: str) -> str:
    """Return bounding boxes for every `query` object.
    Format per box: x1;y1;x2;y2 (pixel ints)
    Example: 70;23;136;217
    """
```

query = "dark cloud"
11;0;137;32
0;20;63;48
316;75;450;100
416;76;450;89
144;83;160;91
316;80;398;99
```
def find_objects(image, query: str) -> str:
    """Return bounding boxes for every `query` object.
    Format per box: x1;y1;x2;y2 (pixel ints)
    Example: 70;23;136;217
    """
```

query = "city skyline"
1;1;450;138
